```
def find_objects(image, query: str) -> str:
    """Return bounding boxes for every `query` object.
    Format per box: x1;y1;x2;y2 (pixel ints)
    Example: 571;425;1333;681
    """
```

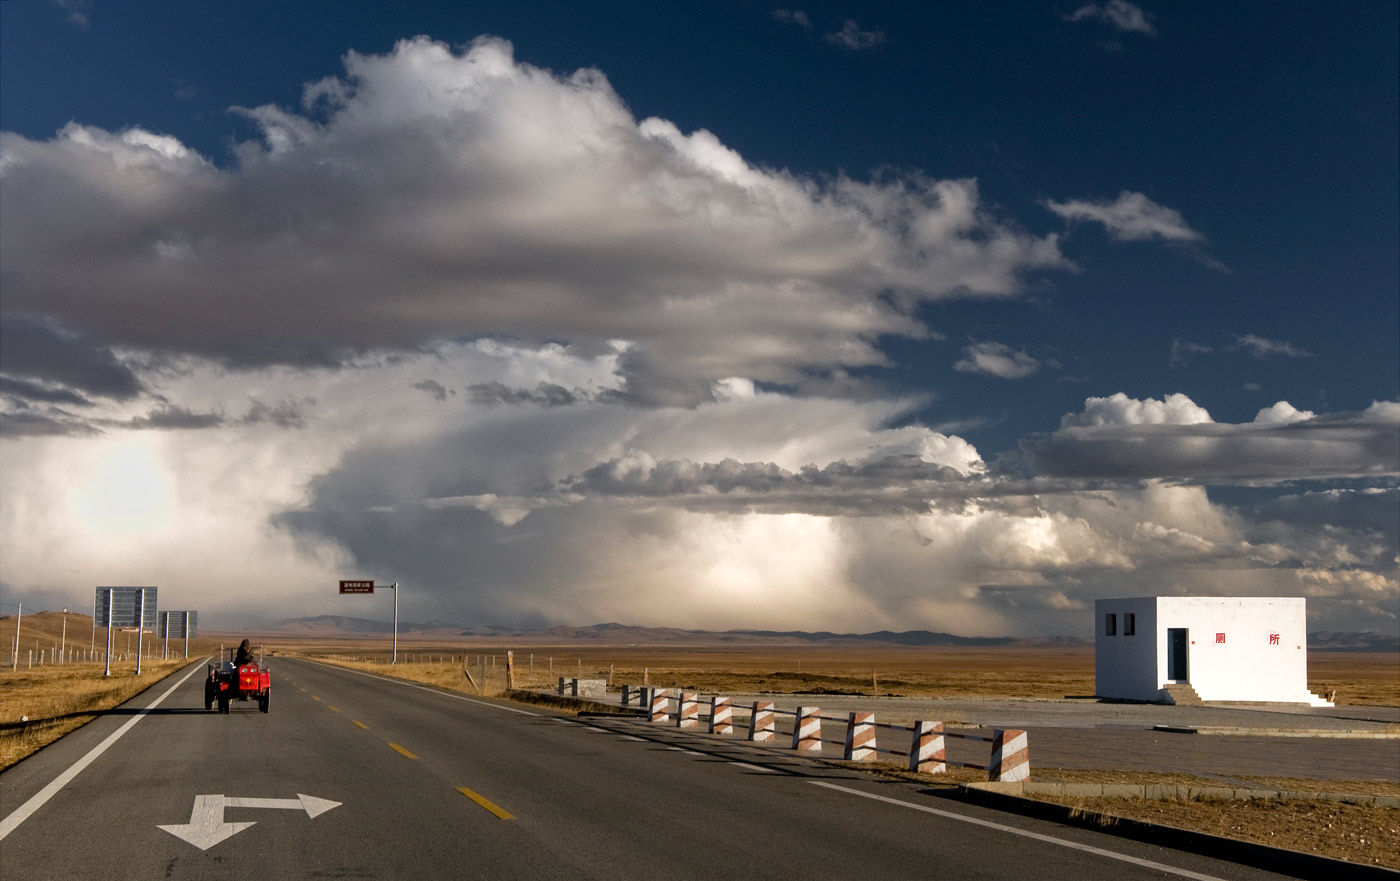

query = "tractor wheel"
218;695;230;714
259;692;269;713
204;681;215;711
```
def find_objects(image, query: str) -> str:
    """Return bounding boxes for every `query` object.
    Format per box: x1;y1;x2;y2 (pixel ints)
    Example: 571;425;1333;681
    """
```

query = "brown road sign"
339;580;374;594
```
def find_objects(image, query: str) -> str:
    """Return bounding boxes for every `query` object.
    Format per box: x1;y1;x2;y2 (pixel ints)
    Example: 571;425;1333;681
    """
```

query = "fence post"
748;701;775;742
648;688;672;723
792;707;822;753
621;684;632;706
844;711;876;761
709;696;733;735
557;676;566;695
908;721;946;774
989;729;1031;782
507;650;515;688
676;692;700;728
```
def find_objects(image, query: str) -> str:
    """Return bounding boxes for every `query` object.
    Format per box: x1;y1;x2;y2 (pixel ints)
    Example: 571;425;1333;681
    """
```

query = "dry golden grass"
0;660;190;769
1044;796;1400;870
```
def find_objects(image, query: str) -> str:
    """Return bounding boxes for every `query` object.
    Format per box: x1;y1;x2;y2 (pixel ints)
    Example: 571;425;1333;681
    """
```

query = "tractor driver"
234;639;254;667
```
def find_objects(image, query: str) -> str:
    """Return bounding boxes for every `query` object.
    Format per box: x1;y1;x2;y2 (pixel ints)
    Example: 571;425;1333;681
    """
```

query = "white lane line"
1;662;207;841
808;782;1228;881
729;762;777;773
302;659;538;716
620;735;648;742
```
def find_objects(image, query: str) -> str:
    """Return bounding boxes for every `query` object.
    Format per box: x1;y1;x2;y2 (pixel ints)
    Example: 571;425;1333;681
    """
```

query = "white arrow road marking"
158;793;341;851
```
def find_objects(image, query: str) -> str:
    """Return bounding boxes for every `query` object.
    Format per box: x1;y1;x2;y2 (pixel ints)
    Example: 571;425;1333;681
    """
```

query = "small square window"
1124;613;1136;636
1105;613;1117;636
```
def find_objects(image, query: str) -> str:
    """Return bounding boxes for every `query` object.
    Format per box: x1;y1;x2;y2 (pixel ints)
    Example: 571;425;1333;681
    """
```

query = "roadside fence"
617;686;1030;782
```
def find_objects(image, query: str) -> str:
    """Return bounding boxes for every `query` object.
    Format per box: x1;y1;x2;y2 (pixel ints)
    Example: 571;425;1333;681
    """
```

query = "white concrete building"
1094;596;1332;706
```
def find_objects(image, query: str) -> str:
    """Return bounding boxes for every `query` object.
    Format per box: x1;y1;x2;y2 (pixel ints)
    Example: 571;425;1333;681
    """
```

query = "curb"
1151;724;1399;739
951;785;1399;880
967;781;1400;807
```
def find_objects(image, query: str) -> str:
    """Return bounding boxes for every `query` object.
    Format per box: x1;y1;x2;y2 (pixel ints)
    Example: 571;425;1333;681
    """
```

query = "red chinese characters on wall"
1215;632;1226;644
1269;633;1281;645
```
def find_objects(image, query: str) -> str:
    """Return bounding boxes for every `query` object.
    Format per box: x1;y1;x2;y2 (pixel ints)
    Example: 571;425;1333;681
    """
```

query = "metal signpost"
96;586;158;677
338;580;400;664
159;611;198;659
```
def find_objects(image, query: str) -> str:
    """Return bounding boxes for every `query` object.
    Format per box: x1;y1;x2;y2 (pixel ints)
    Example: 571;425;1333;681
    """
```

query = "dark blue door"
1167;628;1189;681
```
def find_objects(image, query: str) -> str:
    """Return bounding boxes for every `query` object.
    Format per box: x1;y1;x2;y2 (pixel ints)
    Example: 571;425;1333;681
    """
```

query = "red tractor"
206;647;271;713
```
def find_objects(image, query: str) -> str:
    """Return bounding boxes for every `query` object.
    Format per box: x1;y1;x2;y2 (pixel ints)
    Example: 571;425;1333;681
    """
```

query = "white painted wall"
1094;596;1330;706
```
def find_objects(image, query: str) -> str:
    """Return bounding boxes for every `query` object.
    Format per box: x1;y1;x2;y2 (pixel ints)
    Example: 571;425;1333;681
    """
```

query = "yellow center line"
312;695;322;701
456;786;515;820
388;742;419;759
352;720;370;730
328;706;341;712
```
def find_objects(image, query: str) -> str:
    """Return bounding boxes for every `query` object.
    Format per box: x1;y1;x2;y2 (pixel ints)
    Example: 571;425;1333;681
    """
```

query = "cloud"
52;0;92;29
0;317;146;401
1044;191;1200;242
1235;334;1312;359
1169;338;1212;367
825;21;886;50
773;9;812;28
1023;393;1400;483
1064;1;1157;36
412;379;452;401
953;342;1041;379
1;36;1066;408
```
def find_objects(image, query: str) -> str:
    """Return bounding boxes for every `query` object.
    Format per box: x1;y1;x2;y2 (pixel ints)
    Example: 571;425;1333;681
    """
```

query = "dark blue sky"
2;2;1395;633
5;1;1394;450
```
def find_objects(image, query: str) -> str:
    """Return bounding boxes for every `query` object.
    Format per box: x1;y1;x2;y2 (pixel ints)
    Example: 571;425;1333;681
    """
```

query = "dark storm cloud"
0;406;102;438
120;404;225;430
412;379;452;401
0;375;94;406
0;316;145;400
468;382;583;408
242;397;313;428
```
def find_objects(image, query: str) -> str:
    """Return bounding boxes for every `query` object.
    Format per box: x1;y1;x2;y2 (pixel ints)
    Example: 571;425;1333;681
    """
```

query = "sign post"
159;611;198;660
338;580;400;665
97;587;158;677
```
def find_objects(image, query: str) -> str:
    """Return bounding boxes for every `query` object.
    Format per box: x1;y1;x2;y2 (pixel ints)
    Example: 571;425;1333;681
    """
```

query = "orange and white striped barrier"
748;701;775;742
677;692;700;729
908;721;947;774
989;728;1030;782
709;696;733;735
648;688;672;723
791;706;822;753
844;711;876;761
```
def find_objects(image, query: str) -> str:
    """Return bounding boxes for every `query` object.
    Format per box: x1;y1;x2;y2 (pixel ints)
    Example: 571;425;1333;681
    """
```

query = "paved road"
1;658;1309;879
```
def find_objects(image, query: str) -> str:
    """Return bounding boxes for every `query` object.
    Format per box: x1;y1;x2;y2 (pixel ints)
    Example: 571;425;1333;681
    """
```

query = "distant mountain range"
245;616;1398;651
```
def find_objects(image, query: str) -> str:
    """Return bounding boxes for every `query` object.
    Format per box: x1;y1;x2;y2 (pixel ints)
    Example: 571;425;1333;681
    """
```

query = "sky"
1;1;1396;636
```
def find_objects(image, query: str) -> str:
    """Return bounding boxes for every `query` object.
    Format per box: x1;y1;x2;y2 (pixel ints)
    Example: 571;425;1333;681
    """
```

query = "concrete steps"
1160;683;1203;705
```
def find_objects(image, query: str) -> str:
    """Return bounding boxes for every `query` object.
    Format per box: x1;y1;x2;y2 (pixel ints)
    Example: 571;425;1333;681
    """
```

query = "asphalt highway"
0;658;1307;880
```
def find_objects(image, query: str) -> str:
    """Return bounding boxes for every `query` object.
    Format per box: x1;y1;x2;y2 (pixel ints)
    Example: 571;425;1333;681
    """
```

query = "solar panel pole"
104;589;114;678
391;582;399;665
135;588;146;676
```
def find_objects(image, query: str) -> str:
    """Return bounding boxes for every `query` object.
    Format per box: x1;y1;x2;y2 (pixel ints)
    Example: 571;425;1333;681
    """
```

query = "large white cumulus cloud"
0;35;1066;407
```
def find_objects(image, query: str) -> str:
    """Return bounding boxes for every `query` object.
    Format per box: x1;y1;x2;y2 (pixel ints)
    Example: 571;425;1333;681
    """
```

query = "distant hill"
7;610;1393;652
249;617;1089;647
1308;631;1400;652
